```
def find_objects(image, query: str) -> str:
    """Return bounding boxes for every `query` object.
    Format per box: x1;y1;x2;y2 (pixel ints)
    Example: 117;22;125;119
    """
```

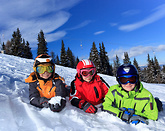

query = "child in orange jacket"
25;54;67;112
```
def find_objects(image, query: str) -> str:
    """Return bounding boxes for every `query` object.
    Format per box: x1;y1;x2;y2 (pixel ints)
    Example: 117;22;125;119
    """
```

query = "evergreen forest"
1;28;165;83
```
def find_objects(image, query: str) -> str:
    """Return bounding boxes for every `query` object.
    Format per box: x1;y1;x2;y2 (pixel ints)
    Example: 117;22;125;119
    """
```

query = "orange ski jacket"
25;72;67;108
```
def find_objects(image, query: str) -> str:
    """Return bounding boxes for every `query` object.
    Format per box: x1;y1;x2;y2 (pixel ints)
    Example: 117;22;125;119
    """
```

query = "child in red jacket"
69;59;109;113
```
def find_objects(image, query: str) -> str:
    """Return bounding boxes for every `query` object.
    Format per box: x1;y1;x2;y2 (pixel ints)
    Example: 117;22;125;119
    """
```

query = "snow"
0;53;165;131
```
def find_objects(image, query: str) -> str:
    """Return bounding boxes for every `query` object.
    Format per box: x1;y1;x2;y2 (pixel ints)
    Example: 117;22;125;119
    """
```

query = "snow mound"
0;53;165;131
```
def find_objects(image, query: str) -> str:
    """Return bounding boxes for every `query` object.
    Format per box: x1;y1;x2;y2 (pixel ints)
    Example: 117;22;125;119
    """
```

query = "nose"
43;71;49;74
126;81;131;85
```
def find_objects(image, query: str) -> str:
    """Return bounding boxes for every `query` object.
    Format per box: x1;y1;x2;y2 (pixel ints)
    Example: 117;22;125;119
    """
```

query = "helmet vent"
82;59;92;66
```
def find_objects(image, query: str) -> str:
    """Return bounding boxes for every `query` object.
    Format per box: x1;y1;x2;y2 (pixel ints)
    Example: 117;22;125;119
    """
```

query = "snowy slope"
0;53;165;131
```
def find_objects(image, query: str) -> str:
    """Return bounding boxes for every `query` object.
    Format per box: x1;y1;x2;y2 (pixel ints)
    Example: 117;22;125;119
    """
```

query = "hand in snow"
83;102;97;114
39;97;50;108
129;114;149;125
49;97;66;112
119;107;148;125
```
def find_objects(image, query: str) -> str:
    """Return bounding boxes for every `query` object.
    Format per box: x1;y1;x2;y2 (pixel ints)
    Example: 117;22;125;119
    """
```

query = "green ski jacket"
102;82;158;120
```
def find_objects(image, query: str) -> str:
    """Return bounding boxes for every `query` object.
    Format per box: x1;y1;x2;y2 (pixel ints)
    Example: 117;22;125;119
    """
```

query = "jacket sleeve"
29;82;43;108
69;80;86;109
55;79;67;98
102;88;122;117
135;93;158;120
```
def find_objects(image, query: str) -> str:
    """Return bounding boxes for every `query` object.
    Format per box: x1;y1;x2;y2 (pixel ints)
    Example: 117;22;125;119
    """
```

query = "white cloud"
45;31;67;42
122;10;140;16
119;4;165;31
108;45;165;60
0;0;82;48
110;23;118;27
94;31;105;35
66;20;92;30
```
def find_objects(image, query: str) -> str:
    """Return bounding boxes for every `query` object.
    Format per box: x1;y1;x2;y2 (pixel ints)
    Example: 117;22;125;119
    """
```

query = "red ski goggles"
36;65;54;74
118;75;138;84
80;68;96;77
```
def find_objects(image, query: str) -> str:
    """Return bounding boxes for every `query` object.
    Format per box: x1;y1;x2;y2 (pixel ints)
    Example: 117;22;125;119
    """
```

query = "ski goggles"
118;75;138;84
80;68;96;77
36;65;54;74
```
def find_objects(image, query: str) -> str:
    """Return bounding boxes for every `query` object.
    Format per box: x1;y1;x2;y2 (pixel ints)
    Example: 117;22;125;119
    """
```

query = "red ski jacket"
69;74;109;109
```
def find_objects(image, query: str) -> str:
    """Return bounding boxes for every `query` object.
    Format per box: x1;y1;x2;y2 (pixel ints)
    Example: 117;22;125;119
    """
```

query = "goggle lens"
119;75;137;84
36;65;53;74
80;68;96;77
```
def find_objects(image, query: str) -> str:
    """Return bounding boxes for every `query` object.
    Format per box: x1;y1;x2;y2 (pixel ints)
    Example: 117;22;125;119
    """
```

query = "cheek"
82;76;92;81
39;73;43;77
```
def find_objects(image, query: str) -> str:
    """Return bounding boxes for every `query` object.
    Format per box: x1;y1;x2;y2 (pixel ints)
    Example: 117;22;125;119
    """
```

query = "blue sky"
0;0;165;66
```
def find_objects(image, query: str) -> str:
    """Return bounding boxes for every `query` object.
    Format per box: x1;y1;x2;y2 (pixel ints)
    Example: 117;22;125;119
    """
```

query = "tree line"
1;28;165;83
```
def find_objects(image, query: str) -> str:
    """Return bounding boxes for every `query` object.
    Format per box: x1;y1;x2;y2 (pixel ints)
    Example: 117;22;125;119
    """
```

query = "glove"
83;102;97;114
78;99;87;109
129;114;149;125
49;98;66;112
40;97;50;108
119;110;131;122
119;108;134;123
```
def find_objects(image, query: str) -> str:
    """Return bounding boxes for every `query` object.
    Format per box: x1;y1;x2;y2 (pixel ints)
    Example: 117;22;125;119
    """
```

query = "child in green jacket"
102;64;158;125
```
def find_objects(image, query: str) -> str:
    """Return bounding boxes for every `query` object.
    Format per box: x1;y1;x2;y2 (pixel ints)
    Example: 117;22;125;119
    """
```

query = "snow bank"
0;54;165;131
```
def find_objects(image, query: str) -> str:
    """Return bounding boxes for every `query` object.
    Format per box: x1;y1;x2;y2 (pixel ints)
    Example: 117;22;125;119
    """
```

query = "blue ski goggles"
118;75;138;84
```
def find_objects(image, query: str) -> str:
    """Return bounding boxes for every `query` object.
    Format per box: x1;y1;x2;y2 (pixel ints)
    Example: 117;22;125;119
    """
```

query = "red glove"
83;102;97;114
78;99;87;109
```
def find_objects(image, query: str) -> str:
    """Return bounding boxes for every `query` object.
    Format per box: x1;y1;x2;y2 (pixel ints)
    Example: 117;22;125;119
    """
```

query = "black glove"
40;97;50;108
49;98;66;112
83;102;97;114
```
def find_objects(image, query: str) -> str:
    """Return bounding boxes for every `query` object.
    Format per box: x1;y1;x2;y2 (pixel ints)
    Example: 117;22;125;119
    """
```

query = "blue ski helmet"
116;64;138;78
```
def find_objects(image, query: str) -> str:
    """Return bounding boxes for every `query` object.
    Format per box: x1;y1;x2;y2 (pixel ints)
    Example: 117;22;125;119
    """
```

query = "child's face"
121;83;135;91
37;63;53;79
39;71;52;79
80;68;96;82
82;75;93;82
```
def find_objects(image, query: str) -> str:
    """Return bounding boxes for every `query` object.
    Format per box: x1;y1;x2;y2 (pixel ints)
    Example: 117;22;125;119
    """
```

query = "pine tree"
10;28;22;56
99;42;112;75
154;56;162;83
67;47;75;68
75;57;79;67
2;42;5;51
123;52;131;64
50;51;55;63
99;43;103;73
56;55;60;65
60;40;68;66
37;30;48;55
5;40;12;55
133;58;142;80
24;41;33;59
162;65;165;73
19;39;26;57
113;55;121;76
89;42;101;72
145;54;155;83
162;65;165;83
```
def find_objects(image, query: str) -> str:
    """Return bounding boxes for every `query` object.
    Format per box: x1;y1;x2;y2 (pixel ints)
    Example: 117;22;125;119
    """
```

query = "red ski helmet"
76;59;96;74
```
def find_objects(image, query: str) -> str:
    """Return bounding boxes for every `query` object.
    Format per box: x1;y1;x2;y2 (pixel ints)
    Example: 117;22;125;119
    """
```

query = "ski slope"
0;54;165;131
